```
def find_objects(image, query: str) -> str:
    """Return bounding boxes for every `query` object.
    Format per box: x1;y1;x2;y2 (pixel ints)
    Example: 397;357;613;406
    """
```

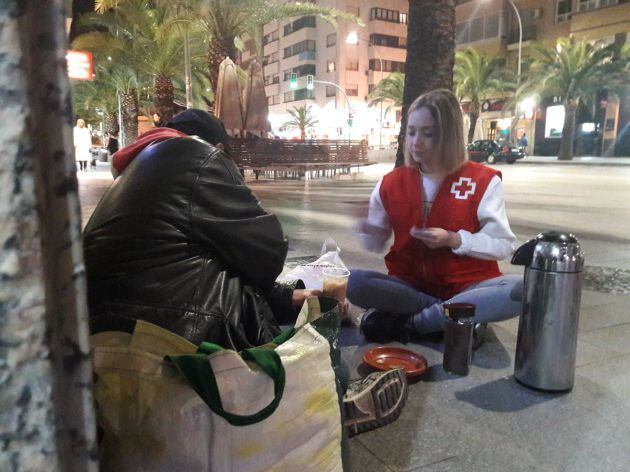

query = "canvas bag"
91;300;343;472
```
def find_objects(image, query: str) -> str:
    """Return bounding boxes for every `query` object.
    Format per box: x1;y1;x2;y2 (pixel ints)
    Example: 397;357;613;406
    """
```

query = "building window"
346;60;359;71
284;88;315;103
456;12;502;45
556;0;572;22
283;16;316;36
368;84;376;94
579;0;618;10
284;39;316;59
327;60;335;72
346;84;359;96
267;95;281;106
264;74;279;86
369;33;406;49
326;33;336;47
283;64;316;81
369;59;404;73
369;7;408;24
262;29;279;46
326;85;336;97
262;52;279;66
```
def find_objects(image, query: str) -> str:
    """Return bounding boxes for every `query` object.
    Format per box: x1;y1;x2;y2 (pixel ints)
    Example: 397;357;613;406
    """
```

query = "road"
248;163;630;273
79;163;630;273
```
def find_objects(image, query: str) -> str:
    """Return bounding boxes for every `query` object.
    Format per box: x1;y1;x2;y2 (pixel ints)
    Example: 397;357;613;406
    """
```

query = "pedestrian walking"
348;89;523;345
73;118;91;171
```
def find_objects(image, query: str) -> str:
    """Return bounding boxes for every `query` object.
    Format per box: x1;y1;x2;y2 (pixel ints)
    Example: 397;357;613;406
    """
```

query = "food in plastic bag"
277;238;348;290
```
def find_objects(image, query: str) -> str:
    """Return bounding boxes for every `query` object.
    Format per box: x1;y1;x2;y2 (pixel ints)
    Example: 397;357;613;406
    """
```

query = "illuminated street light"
345;31;359;45
290;72;298;90
345;31;385;148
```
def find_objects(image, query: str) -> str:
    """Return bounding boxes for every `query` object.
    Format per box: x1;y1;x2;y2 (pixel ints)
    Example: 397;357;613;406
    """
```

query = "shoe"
472;322;487;350
360;309;413;343
343;368;408;437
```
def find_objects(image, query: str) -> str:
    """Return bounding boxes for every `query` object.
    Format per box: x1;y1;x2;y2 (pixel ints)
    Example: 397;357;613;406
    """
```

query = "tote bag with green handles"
91;298;343;472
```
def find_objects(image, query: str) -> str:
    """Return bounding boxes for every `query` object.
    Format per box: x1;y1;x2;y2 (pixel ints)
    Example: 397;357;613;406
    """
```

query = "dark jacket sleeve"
265;280;305;325
189;150;288;292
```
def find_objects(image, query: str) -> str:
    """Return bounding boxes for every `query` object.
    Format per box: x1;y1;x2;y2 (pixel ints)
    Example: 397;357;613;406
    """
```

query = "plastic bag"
277;238;347;290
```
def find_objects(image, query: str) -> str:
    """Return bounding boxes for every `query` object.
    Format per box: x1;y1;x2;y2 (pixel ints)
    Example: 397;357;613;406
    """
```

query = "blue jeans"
346;269;523;335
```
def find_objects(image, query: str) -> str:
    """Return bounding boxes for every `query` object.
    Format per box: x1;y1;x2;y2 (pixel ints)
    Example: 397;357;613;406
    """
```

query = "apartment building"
259;0;629;154
456;0;630;156
261;0;409;146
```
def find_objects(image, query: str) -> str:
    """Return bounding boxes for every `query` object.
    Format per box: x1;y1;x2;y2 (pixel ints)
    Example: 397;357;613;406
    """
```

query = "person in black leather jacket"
84;110;315;350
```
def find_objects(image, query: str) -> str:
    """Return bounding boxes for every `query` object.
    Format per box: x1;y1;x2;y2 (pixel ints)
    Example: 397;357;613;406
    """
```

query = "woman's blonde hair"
403;88;467;173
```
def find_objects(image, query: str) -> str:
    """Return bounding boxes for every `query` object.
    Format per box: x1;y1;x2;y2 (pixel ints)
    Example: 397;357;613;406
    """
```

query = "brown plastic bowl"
363;346;428;380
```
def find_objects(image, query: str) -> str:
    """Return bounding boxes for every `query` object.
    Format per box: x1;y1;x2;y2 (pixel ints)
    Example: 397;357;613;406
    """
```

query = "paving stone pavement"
79;162;630;472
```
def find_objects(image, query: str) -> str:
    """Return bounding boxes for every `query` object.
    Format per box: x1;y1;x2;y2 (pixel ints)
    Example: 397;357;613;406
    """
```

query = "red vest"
380;162;502;299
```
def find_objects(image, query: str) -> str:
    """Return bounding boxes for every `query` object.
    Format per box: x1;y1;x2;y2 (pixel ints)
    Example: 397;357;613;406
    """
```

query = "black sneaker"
343;368;408;437
472;322;487;350
360;309;413;343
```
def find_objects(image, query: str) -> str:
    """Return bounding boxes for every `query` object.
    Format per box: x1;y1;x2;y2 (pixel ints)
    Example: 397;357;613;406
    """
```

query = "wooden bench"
230;138;372;180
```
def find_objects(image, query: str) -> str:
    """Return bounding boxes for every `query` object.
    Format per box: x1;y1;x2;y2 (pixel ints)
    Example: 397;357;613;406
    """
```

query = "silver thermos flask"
443;303;476;376
511;232;585;392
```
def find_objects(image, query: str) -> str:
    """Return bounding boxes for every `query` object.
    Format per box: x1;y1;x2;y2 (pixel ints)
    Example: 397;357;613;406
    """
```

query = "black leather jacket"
84;137;301;350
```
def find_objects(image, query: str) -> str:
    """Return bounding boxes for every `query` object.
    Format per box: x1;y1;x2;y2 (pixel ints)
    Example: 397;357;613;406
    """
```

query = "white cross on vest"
450;177;476;200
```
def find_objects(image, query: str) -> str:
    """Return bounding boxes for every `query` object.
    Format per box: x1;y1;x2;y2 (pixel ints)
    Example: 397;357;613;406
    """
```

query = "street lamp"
346;31;385;149
507;0;523;82
484;0;523;141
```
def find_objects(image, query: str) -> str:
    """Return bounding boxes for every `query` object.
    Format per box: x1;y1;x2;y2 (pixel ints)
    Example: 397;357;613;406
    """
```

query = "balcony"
298;51;316;61
507;25;537;44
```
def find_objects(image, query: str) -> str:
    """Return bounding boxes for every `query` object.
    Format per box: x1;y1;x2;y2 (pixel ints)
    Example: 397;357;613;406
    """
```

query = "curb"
516;157;630;166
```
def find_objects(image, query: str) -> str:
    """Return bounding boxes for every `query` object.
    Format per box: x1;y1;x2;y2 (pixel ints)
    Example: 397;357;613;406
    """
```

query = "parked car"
466;139;526;164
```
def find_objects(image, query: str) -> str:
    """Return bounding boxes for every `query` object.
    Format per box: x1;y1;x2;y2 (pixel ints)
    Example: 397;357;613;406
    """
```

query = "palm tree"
528;37;629;160
71;70;120;134
500;70;536;144
368;72;404;117
396;0;456;166
76;0;207;123
96;0;361;105
197;1;361;104
454;48;507;144
70;0;96;42
281;105;318;140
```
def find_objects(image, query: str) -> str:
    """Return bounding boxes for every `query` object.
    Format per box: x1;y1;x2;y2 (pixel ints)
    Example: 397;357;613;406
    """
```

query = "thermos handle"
511;238;538;266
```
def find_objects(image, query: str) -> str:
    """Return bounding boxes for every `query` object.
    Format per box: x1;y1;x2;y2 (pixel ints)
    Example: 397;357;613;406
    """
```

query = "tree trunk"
154;75;176;124
120;90;138;145
467;99;480;144
300;126;306;140
1;1;98;470
208;36;238;108
558;99;578;160
104;111;119;135
395;0;456;167
509;114;519;143
69;0;95;42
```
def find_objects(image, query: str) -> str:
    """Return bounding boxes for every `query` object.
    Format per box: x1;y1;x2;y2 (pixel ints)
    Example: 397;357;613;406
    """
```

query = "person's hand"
409;226;461;249
291;289;322;310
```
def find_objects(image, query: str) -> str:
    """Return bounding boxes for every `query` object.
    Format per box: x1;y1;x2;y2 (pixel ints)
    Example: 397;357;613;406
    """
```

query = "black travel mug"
443;303;475;376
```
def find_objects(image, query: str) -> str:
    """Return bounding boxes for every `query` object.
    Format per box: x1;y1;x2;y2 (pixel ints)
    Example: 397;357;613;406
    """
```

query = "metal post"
369;43;384;150
184;28;193;108
508;0;523;143
117;91;124;147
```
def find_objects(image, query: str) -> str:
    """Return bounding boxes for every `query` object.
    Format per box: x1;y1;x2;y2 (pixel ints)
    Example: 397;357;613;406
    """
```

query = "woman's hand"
291;289;322;310
410;226;461;249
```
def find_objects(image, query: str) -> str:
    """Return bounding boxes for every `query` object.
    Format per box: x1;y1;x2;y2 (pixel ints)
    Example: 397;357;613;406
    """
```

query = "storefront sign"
66;50;93;80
